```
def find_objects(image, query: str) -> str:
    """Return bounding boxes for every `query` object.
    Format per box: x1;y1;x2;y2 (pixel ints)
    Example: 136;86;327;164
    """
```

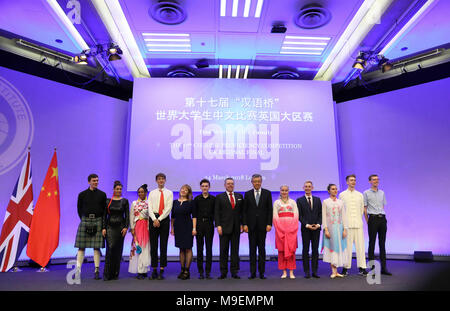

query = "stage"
1;259;449;291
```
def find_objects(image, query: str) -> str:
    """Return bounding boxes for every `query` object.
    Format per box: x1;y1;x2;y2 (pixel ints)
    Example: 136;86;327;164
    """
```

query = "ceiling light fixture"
255;0;264;18
243;0;251;17
227;65;232;79
219;65;223;78
221;0;227;17
235;65;241;79
281;46;325;51
143;33;192;53
285;36;331;41
280;51;322;55
220;0;264;18
243;65;250;79
314;0;393;81
281;35;330;55
91;0;150;77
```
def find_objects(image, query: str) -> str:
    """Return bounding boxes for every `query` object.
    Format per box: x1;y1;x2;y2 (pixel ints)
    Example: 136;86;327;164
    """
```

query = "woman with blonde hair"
171;184;197;280
273;185;299;279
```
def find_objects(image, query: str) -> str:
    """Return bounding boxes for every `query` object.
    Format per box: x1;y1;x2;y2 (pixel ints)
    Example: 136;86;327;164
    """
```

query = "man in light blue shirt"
363;174;392;276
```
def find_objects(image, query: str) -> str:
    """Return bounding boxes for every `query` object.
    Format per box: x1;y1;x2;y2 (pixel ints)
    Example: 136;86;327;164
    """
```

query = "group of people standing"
74;172;392;281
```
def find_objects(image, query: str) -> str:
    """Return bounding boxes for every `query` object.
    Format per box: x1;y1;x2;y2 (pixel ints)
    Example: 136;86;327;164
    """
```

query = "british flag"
0;151;33;272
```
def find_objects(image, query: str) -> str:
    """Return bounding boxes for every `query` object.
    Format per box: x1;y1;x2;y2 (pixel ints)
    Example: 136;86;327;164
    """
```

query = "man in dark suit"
214;177;244;279
296;181;322;279
243;174;273;279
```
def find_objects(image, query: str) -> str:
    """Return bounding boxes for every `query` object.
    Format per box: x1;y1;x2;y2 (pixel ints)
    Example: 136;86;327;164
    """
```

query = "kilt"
75;216;105;249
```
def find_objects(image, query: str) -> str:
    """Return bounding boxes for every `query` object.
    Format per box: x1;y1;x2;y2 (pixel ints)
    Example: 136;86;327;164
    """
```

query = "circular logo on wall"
0;75;34;175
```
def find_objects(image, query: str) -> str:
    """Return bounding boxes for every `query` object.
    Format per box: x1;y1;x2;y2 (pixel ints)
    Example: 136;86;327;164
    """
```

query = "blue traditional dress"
321;197;348;267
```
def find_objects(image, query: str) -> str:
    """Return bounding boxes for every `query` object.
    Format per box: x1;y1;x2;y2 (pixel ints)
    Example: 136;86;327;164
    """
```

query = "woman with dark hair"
170;184;197;280
102;181;129;281
129;184;151;279
322;184;348;278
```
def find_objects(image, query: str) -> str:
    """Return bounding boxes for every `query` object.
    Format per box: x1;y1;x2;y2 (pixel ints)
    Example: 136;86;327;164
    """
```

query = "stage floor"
0;259;449;291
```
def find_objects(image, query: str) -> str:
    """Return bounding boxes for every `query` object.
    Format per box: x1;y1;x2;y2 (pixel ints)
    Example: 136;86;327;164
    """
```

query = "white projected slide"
127;78;339;191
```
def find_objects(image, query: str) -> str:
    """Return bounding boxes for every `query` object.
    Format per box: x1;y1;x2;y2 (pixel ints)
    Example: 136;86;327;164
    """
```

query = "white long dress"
128;199;151;274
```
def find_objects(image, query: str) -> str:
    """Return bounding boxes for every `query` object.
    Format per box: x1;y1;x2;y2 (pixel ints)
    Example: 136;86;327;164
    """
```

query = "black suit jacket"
243;188;273;231
297;195;322;230
214;192;244;235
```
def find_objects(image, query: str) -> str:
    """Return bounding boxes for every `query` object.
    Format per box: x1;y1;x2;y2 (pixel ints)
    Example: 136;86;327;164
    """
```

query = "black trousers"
368;215;387;270
219;229;240;275
301;227;320;274
196;219;214;274
149;216;170;268
248;229;267;275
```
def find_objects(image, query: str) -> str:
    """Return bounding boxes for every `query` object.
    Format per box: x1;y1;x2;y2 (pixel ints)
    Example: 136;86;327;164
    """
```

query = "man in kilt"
75;174;107;279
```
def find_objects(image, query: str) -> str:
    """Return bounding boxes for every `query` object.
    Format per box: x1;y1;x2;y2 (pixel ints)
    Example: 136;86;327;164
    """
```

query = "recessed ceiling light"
220;0;264;18
285;35;331;40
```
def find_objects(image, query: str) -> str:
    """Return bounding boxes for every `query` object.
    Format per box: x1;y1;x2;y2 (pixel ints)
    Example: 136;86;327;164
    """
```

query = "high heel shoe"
181;269;190;280
178;268;185;279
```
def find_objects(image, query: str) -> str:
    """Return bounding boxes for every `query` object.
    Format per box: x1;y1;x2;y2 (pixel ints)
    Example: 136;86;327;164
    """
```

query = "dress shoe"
151;269;158;280
157;269;165;280
281;274;287;279
340;268;348;276
231;274;240;279
259;274;267;279
94;270;100;280
206;273;212;279
381;270;392;276
248;273;256;279
198;273;205;279
218;274;227;279
304;273;311;279
336;273;344;278
358;268;368;276
312;274;320;278
289;274;296;279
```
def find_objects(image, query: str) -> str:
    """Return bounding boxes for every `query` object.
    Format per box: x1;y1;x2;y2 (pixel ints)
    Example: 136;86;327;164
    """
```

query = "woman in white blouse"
273;185;299;279
322;184;348;278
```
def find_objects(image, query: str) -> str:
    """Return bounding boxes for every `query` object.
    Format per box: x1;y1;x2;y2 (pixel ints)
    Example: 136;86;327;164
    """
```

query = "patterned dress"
321;197;348;267
128;199;151;274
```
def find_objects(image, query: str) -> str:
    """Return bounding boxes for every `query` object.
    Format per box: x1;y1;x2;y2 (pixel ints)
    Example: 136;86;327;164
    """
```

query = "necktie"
229;192;235;209
255;191;260;206
158;190;164;215
308;196;313;210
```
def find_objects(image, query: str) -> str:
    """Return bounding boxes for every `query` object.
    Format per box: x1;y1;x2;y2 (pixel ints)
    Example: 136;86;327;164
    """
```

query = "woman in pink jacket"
273;185;299;279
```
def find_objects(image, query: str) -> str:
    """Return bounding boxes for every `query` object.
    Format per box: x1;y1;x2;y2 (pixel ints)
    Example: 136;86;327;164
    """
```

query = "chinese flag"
27;151;60;267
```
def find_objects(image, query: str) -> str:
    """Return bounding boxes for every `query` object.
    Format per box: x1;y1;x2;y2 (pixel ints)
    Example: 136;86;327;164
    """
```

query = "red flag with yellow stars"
27;150;60;267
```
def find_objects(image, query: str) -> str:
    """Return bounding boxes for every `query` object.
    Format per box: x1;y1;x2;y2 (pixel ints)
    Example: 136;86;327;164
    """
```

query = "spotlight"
107;44;122;61
379;56;393;73
108;53;122;61
352;52;367;70
74;52;88;65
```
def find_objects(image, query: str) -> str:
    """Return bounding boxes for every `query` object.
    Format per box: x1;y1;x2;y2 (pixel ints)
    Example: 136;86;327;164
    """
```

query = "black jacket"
296;195;322;230
243;188;273;231
214;192;244;235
